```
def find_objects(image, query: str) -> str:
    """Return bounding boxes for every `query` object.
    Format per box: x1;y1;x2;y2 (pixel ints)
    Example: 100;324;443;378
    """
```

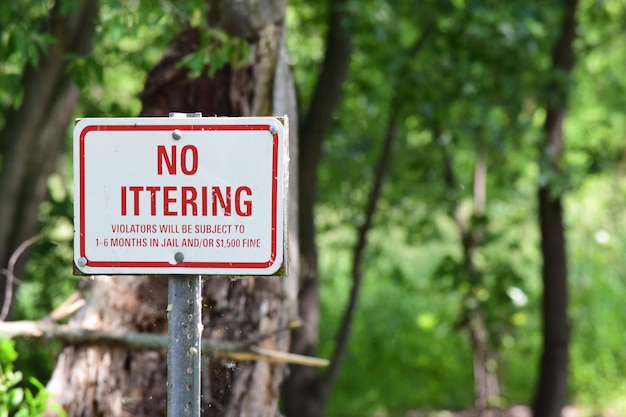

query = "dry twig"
0;234;42;321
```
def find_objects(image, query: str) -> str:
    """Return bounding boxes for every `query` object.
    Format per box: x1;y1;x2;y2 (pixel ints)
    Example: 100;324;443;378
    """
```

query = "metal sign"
73;117;286;275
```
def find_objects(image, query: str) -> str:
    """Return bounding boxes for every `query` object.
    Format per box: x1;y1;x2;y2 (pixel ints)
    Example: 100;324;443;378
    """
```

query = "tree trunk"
0;0;98;316
45;1;299;416
532;1;578;416
440;135;501;413
467;311;500;413
467;145;501;413
46;277;170;416
284;0;352;415
286;21;431;417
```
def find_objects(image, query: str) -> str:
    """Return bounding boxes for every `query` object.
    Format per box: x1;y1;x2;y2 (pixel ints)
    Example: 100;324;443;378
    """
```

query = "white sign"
73;117;286;275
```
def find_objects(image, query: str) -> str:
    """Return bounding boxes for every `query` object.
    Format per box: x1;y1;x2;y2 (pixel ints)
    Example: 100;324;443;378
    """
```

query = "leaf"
8;387;23;409
27;377;45;392
5;371;23;388
0;340;18;365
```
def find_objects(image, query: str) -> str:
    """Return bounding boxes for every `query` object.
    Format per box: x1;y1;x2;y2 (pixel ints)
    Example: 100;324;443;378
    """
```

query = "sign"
73;117;287;275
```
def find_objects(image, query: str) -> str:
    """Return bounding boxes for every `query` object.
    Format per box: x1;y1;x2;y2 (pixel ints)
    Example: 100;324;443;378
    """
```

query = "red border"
79;123;279;270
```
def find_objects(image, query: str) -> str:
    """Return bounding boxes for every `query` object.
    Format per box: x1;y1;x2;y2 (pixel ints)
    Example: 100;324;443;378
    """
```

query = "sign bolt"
269;125;278;135
172;129;182;140
174;252;184;263
77;257;88;267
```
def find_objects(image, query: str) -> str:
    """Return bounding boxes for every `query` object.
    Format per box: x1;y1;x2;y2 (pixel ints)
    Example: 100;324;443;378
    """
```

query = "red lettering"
181;145;198;175
157;145;176;175
182;186;198;215
202;186;208;216
212;186;231;216
121;186;127;215
129;186;143;215
145;186;160;215
119;185;252;216
235;186;252;216
163;186;177;215
157;145;198;175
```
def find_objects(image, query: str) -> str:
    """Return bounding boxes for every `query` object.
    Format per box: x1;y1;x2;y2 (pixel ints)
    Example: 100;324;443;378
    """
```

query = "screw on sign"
72;115;288;417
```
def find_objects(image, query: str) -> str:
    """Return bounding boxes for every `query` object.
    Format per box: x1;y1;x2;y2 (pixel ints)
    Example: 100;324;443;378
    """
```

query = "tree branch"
0;320;329;368
0;234;41;321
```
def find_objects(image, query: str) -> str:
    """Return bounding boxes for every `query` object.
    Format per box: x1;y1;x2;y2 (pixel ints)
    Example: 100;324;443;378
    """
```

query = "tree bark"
532;1;578;416
45;1;299;416
46;277;170;416
0;0;98;316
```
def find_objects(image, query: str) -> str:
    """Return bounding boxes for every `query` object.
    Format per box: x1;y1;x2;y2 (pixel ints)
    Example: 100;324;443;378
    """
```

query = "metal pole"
167;112;203;417
167;275;202;417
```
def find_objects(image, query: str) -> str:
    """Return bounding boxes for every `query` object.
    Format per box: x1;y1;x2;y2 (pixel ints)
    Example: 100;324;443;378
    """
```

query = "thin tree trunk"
467;145;501;413
0;0;98;314
323;109;398;392
439;137;501;413
532;1;578;415
294;25;432;417
45;1;299;416
284;0;352;415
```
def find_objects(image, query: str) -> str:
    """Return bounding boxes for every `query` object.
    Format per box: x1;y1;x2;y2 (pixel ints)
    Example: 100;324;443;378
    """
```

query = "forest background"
1;0;626;416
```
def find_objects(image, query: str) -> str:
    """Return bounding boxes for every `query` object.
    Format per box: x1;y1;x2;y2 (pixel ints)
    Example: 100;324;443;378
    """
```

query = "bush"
0;339;65;417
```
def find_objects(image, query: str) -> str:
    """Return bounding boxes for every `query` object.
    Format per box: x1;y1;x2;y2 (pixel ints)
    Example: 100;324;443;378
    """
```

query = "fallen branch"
0;320;329;367
46;291;86;322
218;347;329;367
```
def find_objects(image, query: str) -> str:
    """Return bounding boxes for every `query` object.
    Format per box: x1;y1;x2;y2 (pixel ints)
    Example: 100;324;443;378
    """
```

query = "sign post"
73;115;287;416
166;112;202;417
167;274;202;417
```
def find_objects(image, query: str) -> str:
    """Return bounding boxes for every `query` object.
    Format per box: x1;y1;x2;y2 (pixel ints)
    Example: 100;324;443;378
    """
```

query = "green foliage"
286;0;327;115
0;339;65;417
13;172;76;381
318;217;477;415
566;177;626;414
0;0;55;124
561;6;626;412
310;0;626;415
72;0;251;117
4;0;626;415
178;28;250;78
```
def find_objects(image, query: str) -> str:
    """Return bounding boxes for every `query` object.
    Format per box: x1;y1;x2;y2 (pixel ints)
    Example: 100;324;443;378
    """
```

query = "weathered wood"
0;320;328;367
45;276;170;417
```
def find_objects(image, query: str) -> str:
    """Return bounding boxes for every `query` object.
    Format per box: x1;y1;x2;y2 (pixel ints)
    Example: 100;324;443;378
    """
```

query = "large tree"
44;1;299;416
